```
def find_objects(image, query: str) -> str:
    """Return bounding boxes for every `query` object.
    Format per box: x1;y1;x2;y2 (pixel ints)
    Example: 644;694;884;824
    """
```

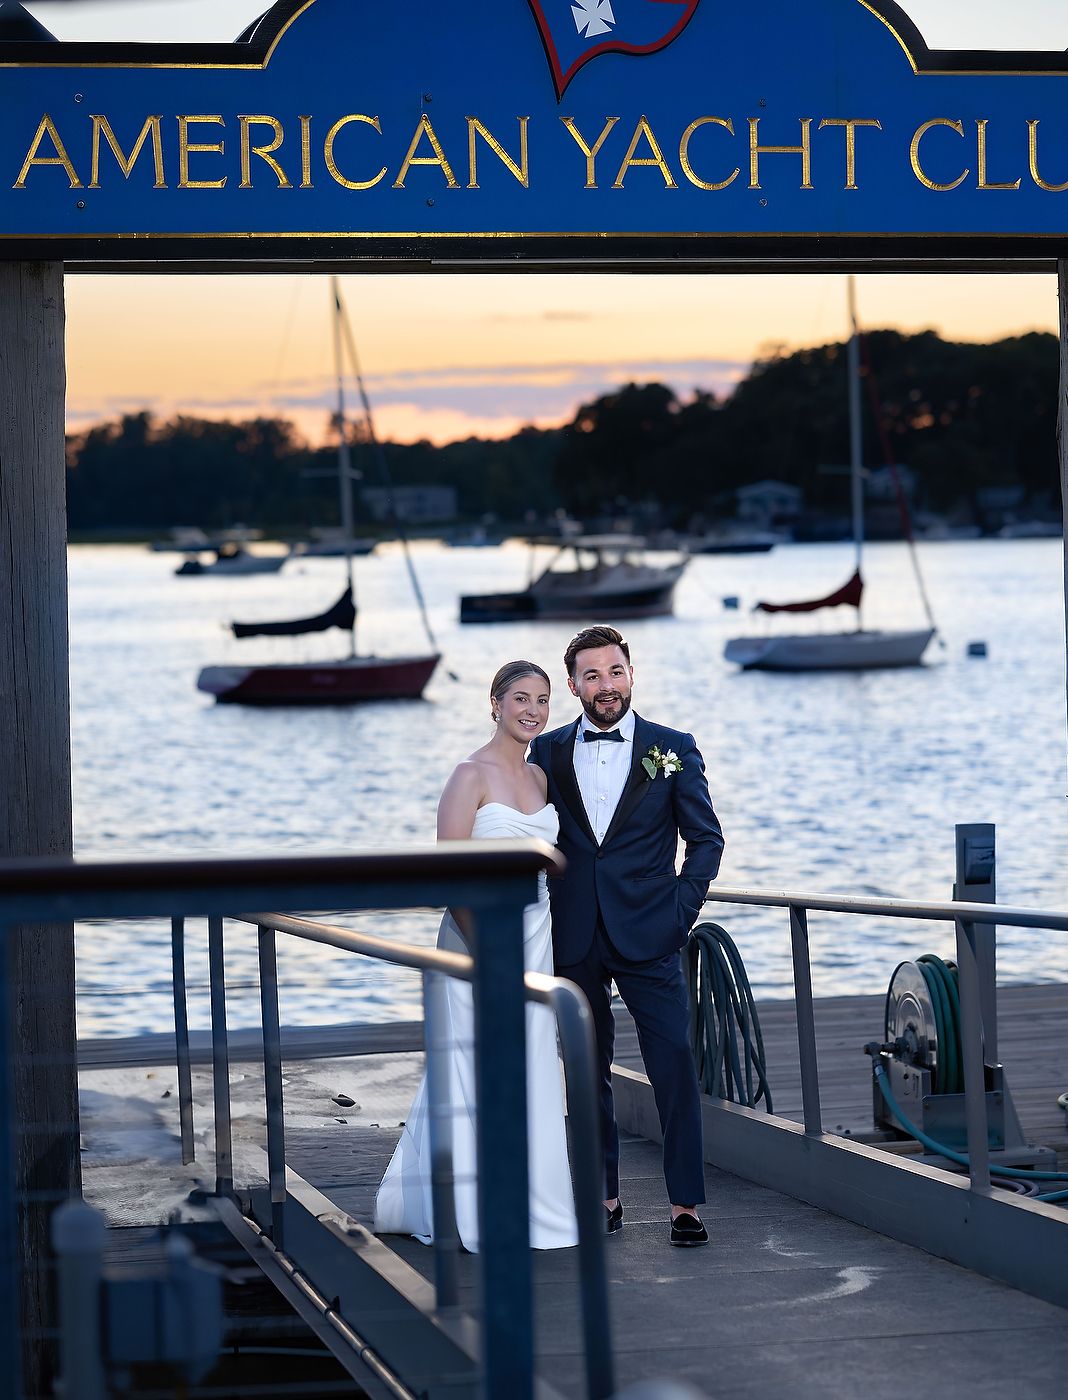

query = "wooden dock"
287;1123;1068;1399
277;982;1068;1396
81;984;1067;1159
82;983;1068;1396
614;983;1068;1161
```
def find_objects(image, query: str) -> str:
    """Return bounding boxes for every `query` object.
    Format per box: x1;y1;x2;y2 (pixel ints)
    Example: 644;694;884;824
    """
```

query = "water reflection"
69;537;1068;1034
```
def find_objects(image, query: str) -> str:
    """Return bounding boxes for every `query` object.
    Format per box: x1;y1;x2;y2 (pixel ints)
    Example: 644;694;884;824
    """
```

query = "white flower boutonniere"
641;745;682;780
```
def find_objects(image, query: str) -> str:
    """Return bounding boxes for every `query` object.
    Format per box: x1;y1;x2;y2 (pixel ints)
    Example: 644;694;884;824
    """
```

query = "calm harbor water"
69;537;1068;1037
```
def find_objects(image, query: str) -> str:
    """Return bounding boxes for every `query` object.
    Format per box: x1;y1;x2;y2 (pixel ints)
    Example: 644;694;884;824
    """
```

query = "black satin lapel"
601;719;653;847
552;725;598;847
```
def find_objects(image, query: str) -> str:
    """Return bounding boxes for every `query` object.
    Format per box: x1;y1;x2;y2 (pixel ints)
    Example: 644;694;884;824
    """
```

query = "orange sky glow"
25;2;1068;446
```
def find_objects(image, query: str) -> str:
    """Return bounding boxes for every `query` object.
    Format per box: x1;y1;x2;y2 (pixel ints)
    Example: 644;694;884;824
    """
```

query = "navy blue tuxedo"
531;714;723;964
530;712;724;1205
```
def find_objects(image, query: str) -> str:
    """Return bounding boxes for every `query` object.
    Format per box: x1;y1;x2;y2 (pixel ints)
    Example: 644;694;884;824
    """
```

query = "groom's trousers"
557;920;705;1205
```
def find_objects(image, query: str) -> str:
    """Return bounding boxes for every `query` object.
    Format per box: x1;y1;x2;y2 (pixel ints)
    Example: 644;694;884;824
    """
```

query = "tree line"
65;327;1061;535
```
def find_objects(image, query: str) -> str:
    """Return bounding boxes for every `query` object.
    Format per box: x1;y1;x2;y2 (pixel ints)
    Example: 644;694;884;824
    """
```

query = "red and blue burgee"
528;1;701;98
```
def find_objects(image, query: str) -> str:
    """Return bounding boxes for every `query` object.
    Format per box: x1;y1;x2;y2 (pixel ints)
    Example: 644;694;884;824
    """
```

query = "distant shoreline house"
361;484;458;524
736;480;803;527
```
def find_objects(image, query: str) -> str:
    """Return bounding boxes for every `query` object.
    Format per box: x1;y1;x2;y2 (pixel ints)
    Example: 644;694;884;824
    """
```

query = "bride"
374;660;578;1252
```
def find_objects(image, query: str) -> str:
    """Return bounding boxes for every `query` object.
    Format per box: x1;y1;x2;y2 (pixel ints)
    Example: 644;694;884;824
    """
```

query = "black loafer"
669;1212;708;1247
605;1202;623;1234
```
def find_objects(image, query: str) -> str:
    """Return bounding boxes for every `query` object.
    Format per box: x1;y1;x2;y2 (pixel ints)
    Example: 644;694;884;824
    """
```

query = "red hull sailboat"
197;280;440;705
197;653;440;705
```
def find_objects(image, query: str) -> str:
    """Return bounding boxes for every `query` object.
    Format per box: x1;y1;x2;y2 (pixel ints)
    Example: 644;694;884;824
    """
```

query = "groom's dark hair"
564;625;630;677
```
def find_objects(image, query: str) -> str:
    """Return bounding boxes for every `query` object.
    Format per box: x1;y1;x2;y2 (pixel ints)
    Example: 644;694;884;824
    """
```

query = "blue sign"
2;0;1067;264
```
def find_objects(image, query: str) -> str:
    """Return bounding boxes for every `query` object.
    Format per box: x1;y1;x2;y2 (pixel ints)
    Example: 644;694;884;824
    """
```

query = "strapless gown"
374;802;578;1252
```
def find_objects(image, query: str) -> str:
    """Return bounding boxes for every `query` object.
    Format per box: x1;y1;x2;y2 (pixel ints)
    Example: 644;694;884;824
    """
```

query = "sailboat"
724;279;936;672
196;281;441;704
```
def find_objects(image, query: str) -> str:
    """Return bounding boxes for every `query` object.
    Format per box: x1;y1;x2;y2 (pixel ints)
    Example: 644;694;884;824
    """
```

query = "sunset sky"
25;1;1068;445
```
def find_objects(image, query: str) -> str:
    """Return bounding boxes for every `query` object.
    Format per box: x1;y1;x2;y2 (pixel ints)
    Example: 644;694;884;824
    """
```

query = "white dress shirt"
572;708;636;844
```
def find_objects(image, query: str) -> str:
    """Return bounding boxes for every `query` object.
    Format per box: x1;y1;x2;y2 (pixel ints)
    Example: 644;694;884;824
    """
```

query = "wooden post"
0;261;78;1395
1060;262;1068;783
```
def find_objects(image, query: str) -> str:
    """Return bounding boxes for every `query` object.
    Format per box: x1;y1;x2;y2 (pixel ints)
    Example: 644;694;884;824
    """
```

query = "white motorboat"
176;543;288;575
460;535;687;623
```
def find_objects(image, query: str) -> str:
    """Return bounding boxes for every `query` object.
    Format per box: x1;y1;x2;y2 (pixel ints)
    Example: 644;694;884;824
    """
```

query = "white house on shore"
736;480;804;526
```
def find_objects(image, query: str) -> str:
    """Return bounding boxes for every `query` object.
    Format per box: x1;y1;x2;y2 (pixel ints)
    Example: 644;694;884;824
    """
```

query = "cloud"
66;355;751;446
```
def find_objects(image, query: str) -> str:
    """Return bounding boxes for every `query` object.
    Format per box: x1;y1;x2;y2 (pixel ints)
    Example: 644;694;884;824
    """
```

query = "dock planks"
611;983;1068;1159
80;982;1068;1154
86;981;1068;1397
286;1126;1068;1400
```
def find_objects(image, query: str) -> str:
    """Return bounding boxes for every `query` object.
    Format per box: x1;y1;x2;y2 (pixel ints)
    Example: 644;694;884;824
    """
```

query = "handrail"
245;910;475;979
0;843;607;1400
0;844;566;888
696;882;1068;1197
0;842;565;920
234;909;613;1400
702;884;1068;930
222;907;613;1400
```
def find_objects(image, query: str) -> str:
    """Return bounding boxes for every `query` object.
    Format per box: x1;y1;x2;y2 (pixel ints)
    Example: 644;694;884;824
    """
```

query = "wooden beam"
0;261;78;1396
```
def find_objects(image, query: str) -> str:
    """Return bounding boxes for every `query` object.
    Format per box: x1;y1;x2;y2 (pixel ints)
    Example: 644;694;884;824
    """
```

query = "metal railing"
0;844;613;1400
699;882;1068;1193
204;908;613;1397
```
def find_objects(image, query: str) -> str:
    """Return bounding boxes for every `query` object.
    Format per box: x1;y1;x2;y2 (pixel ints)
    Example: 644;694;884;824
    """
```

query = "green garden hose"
686;922;772;1112
867;1050;1068;1199
915;953;962;1094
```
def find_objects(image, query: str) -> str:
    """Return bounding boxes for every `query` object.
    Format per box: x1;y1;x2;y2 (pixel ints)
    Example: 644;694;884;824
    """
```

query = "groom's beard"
581;690;632;729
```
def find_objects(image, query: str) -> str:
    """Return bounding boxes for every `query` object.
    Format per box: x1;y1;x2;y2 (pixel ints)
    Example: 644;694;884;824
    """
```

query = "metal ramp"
224;1125;1068;1400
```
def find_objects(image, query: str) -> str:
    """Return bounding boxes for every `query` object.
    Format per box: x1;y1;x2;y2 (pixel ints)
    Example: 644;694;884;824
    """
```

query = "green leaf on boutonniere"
643;745;683;780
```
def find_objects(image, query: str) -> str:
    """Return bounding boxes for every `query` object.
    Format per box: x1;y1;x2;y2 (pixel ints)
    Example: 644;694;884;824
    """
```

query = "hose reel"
873;954;1011;1154
884;954;964;1096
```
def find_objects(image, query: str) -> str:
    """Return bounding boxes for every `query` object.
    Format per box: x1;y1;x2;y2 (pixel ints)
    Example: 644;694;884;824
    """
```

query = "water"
68;538;1068;1037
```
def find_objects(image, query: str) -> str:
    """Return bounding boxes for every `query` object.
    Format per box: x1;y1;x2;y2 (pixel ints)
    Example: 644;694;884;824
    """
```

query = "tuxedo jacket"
529;713;724;965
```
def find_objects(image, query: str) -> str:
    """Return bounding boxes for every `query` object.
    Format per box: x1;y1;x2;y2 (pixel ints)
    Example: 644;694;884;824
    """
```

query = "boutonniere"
641;745;682;780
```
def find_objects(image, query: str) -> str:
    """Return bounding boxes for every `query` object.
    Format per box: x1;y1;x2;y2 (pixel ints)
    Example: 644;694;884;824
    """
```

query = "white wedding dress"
374;802;578;1252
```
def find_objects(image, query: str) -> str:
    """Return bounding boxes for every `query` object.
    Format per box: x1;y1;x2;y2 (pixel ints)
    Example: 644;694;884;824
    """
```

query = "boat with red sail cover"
196;281;440;705
725;279;936;673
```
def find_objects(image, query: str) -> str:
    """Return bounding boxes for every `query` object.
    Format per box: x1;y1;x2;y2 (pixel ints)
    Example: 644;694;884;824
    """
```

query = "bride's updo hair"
490;660;551;721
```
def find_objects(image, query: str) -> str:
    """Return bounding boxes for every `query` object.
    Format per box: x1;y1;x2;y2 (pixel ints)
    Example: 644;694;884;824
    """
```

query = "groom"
529;625;724;1246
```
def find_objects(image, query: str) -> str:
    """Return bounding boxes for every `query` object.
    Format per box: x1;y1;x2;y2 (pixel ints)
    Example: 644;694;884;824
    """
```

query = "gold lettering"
817;118;881;190
560;116;619;189
90;115;165;189
300;115;313;188
239;115;290;190
748;118;813;190
613;115;677;189
324;115;387;190
467;117;529;188
14;114;82;189
976;120;1020;191
392;114;459;189
909;119;968;192
1028;119;1068;192
178;115;226;189
679;117;739;191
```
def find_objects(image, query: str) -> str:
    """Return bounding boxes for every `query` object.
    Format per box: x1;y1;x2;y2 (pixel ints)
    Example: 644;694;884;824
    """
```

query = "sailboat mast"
331;276;357;659
847;275;864;631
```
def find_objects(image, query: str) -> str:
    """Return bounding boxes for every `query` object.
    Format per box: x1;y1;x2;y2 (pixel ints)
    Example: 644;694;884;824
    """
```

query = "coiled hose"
686;922;772;1112
868;1050;1068;1202
913;954;962;1095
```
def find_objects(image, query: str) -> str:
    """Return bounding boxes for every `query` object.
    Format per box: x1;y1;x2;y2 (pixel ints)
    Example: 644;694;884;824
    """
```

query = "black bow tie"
582;729;623;742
